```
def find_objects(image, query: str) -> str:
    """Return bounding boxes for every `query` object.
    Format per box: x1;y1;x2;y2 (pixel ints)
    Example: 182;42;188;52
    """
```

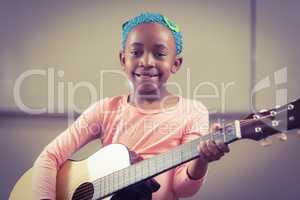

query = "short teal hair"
122;12;183;55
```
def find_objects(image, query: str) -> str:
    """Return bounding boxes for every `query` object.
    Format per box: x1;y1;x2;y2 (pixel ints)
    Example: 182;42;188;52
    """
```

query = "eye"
154;52;166;58
130;50;142;57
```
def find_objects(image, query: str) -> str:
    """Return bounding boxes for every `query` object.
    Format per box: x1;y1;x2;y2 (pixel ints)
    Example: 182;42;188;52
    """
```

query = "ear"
171;56;183;73
119;50;126;70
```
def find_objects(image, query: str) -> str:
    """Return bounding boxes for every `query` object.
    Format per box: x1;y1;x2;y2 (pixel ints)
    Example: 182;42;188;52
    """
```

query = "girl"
33;12;229;200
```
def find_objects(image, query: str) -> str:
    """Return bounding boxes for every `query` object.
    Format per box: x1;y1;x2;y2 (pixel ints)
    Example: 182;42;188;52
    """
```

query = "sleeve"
32;99;107;200
172;102;209;198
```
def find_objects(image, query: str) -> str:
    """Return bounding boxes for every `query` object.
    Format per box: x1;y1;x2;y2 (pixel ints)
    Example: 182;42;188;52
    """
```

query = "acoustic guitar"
9;99;300;200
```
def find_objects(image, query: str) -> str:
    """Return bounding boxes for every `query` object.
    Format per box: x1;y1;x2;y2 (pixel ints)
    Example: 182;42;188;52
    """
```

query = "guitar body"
9;144;131;200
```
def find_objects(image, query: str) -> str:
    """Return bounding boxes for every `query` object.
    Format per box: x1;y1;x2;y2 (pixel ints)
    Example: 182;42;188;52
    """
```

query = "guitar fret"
187;142;193;158
130;166;136;183
181;144;189;161
135;163;141;181
166;152;173;167
191;139;199;158
155;155;162;172
122;168;127;187
149;158;156;175
119;171;122;188
173;147;182;165
109;173;113;193
142;160;149;177
98;179;104;197
101;178;105;196
110;173;114;192
124;167;129;186
160;154;164;170
223;127;227;142
105;175;109;195
147;159;150;177
163;154;167;168
113;171;118;191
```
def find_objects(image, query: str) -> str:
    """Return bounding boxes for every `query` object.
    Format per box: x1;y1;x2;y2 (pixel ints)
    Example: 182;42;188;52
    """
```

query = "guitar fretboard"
92;122;238;199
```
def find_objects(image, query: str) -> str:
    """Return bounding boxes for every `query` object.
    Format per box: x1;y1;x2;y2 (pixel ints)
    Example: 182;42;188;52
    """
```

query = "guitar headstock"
239;99;300;141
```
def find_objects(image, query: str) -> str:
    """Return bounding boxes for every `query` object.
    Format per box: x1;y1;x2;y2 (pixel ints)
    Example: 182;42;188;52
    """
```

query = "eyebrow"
130;42;144;47
154;43;168;50
129;42;168;50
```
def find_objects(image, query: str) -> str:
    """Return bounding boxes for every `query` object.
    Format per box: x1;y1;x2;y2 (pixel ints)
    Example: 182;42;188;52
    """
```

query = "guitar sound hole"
72;182;94;200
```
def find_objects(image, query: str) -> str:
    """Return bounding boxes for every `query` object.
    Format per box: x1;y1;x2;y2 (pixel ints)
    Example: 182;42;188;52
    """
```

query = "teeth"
134;73;159;77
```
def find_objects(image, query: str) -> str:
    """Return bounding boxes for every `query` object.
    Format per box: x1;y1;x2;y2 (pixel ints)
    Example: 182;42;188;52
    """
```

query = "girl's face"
120;23;182;97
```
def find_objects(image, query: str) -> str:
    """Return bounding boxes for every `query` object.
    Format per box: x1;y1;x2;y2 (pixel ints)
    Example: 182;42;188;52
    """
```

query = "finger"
206;141;224;161
216;141;230;153
201;141;221;162
210;123;221;132
207;140;223;157
198;141;213;162
129;151;143;164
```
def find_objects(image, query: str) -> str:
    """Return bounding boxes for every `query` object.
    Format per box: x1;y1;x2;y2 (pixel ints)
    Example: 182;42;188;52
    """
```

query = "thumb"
129;151;143;164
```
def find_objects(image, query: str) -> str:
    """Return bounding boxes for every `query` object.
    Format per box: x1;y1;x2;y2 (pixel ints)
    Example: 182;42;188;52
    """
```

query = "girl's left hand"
197;123;230;164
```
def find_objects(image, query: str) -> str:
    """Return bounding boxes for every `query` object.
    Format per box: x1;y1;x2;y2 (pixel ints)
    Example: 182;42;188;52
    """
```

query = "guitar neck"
93;121;240;199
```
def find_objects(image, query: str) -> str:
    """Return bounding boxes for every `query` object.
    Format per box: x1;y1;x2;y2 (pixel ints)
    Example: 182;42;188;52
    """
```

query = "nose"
139;53;155;68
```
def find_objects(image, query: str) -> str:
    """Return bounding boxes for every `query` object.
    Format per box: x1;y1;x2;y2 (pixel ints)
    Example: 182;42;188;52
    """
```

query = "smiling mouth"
133;72;160;78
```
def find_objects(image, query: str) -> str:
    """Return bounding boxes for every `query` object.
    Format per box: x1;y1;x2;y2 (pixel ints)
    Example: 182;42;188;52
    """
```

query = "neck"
128;87;172;109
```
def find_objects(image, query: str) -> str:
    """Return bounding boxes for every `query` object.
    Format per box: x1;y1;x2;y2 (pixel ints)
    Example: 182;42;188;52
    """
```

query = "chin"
136;88;161;98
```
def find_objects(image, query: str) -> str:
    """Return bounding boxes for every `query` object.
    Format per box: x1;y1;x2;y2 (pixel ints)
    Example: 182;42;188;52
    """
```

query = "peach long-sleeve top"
33;94;209;200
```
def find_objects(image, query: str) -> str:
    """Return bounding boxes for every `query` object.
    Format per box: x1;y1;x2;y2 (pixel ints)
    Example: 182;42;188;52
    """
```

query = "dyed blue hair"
122;13;183;55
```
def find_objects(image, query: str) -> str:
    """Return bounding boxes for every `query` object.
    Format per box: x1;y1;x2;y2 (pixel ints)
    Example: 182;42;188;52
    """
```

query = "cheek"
122;66;134;81
126;71;135;82
161;64;173;78
123;59;134;72
162;74;171;82
126;59;138;70
159;71;171;84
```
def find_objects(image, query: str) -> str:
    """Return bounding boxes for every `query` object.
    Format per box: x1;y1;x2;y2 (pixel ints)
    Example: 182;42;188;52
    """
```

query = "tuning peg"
277;133;288;141
270;111;277;117
287;104;294;110
259;138;272;147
